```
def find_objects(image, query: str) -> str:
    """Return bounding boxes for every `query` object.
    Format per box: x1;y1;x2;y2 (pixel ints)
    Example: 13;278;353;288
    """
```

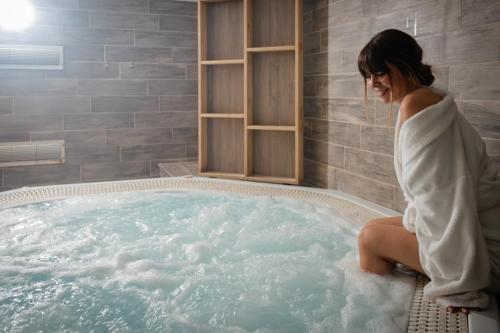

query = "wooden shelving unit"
198;0;303;185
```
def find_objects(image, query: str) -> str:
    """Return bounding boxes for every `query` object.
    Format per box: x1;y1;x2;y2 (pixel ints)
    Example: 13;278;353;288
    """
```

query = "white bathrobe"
394;89;500;308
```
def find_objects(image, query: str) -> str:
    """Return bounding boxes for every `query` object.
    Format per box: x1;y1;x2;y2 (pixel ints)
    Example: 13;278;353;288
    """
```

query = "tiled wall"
0;0;198;191
303;0;500;211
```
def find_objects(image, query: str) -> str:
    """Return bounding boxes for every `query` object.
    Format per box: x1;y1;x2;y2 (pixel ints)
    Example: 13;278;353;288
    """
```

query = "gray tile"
14;97;91;114
78;80;147;96
106;46;173;63
148;80;197;96
450;62;500;100
106;128;172;145
304;97;325;119
121;143;186;161
0;98;12;114
63;27;133;45
345;148;397;185
159;15;197;32
46;62;119;79
30;130;106;147
64;113;134;130
375;100;398;127
304;139;344;168
90;12;158;30
462;101;500;139
79;0;147;12
4;165;81;186
0;26;64;44
0;69;46;79
36;9;90;27
326;98;375;125
304;32;321;54
172;127;197;144
463;0;500;27
92;96;159;112
120;63;185;79
33;0;79;8
157;160;197;177
393;186;406;213
431;66;449;91
304;53;328;75
65;145;120;165
325;49;342;74
81;161;150;181
135;31;197;48
0;185;18;192
303;158;335;189
341;48;359;73
0;114;62;132
186;64;197;80
326;18;375;50
328;74;365;98
361;125;395;155
64;45;104;61
150;0;196;16
304;12;313;35
0;79;77;96
173;48;197;63
304;75;328;98
320;29;329;52
0;132;30;142
335;169;394;209
160;95;197;111
187;143;197;158
310;119;361;147
312;6;328;32
135;111;197;128
485;138;500;158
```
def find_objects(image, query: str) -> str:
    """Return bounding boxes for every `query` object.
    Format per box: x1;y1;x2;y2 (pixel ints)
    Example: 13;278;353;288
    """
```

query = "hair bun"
420;64;435;86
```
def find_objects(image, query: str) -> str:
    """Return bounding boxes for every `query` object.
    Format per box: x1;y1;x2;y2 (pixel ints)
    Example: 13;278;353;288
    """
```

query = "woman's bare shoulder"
400;88;442;124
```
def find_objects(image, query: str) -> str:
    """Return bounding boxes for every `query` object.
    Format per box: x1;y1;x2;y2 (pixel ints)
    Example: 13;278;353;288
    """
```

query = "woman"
356;29;500;313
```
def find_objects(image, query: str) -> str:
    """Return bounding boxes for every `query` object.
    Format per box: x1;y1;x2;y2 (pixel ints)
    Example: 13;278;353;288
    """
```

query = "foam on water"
0;191;415;332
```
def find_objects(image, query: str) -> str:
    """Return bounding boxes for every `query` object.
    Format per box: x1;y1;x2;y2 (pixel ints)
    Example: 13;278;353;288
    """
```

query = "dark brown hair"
358;29;434;88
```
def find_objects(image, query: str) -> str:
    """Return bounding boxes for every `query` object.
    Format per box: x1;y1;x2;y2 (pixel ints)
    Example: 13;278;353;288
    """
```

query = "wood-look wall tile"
90;12;159;30
327;18;375;50
106;46;173;63
345;148;397;185
485;138;500;158
65;145;120;165
327;50;343;74
120;63;185;79
78;80;147;96
449;63;500;100
304;158;335;189
135;31;197;48
160;95;197;111
335;169;394;209
462;0;500;27
173;48;198;63
34;9;90;27
81;161;150;182
64;113;134;130
47;62;119;79
186;64;198;80
0;26;64;45
304;32;321;54
375;100;398;127
462;100;500;139
65;45;104;61
310;119;361;147
63;27;133;45
304;12;313;35
328;74;365;98
92;96;159;113
312;6;328;32
0;132;30;142
14;97;91;114
0;69;46;79
33;0;79;9
121;143;186;161
393;186;406;213
31;130;106;147
361;125;394;155
148;80;197;96
431;66;449;91
304;139;344;168
159;15;197;32
0;79;77;96
79;0;148;12
0;98;12;114
305;53;328;75
304;97;325;119
150;0;196;16
187;144;197;158
106;128;172;145
340;48;359;73
135;111;197;128
172;127;197;144
0;114;62;132
304;75;328;98
326;98;375;125
4;165;81;186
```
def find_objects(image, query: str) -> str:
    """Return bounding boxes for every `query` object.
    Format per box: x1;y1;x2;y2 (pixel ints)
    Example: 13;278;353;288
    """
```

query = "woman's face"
367;63;406;104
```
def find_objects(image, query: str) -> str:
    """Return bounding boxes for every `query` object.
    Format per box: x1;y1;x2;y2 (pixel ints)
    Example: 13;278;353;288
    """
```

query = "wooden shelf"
200;0;236;3
248;125;295;131
201;59;244;65
201;113;244;118
199;171;245;179
247;46;295;53
247;175;298;185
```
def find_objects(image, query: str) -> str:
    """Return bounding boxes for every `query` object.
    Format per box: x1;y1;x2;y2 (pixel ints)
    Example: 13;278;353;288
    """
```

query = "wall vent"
0;45;63;70
0;141;65;167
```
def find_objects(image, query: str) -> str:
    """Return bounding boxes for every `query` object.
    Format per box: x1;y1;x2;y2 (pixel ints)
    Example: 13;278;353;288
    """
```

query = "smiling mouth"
374;88;389;97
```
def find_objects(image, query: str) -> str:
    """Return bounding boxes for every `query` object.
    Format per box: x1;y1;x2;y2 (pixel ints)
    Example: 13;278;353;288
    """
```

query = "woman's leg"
357;216;424;275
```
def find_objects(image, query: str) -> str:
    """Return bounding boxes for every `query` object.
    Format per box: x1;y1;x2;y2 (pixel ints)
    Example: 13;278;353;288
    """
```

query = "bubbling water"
0;191;415;332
